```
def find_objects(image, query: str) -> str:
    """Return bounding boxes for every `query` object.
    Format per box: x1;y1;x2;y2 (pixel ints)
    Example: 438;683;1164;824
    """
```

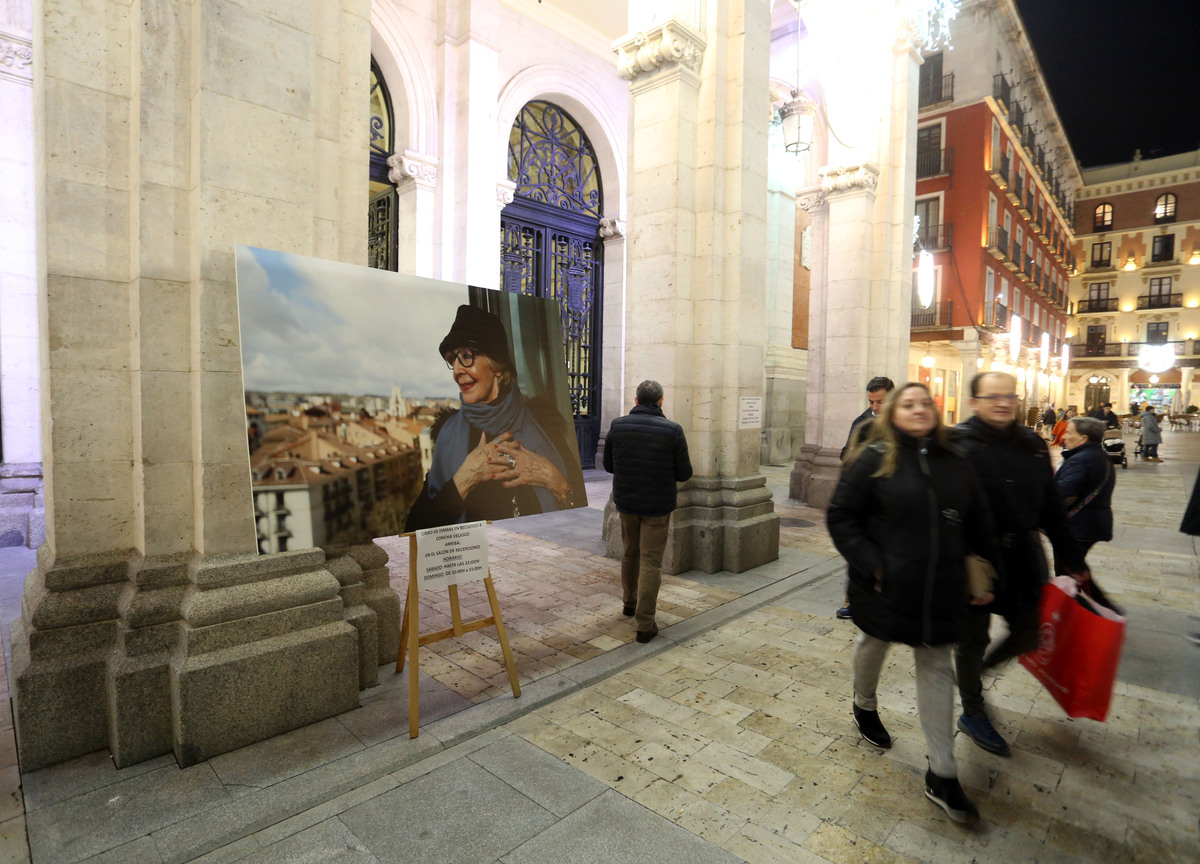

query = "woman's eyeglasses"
444;348;478;369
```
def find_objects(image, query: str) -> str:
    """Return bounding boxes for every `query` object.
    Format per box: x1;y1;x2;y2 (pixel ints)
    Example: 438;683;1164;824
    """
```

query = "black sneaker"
956;713;1011;757
924;770;979;824
622;604;635;617
852;705;892;748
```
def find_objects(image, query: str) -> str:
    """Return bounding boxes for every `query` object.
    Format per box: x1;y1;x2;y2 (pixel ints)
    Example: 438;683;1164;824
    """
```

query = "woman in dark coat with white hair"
1055;415;1115;557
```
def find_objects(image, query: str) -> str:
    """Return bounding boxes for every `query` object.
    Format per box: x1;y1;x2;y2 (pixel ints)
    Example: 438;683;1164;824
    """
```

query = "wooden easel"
395;530;521;738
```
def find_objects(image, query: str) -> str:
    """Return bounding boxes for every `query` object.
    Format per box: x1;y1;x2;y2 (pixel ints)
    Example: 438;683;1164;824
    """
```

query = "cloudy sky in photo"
235;246;467;399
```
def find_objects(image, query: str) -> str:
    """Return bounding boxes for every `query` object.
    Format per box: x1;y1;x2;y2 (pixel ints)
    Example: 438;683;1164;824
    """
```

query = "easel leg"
407;536;421;738
484;573;521;699
448;584;464;636
396;586;410;673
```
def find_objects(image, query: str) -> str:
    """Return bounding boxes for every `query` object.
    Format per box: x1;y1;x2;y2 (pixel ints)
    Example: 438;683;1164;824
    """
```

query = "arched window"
1154;193;1177;225
368;59;397;271
500;101;604;466
1093;203;1112;231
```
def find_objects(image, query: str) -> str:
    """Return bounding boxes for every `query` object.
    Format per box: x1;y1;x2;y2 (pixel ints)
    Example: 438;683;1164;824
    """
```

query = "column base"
790;445;843;510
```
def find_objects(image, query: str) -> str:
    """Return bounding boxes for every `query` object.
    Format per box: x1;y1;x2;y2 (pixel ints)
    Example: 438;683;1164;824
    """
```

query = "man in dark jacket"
952;371;1088;757
604;380;693;643
836;376;894;620
1056;416;1115;556
1101;403;1120;429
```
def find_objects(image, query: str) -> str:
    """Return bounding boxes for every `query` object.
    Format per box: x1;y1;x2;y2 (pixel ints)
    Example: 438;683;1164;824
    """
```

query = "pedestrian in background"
1140;405;1162;462
1051;409;1073;447
1056;416;1115;557
604;380;693;644
828;382;996;824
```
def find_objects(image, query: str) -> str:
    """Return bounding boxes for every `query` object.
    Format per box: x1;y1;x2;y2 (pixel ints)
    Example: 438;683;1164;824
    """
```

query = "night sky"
1012;0;1200;168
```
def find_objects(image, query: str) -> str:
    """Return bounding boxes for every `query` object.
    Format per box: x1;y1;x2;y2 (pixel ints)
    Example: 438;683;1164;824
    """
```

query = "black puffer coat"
603;405;693;516
827;435;996;646
952;417;1085;613
1056;443;1115;544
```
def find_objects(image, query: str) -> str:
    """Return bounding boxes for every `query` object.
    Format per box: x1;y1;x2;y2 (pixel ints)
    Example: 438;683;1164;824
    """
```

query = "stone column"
763;171;803;465
0;4;42;548
613;4;779;574
1182;366;1194;410
789;189;829;501
438;0;501;288
389;150;438;278
1117;368;1131;413
14;0;386;771
597;216;627;470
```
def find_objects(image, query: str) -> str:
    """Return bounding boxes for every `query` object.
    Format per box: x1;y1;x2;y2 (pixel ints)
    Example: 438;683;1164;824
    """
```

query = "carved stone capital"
894;19;923;62
613;19;706;83
818;163;881;196
0;33;33;85
386;150;438;189
598;217;626;239
796;189;827;213
496;179;517;212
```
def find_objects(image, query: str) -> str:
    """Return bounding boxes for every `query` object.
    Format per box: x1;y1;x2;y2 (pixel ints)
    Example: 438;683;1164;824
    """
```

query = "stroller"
1103;428;1128;469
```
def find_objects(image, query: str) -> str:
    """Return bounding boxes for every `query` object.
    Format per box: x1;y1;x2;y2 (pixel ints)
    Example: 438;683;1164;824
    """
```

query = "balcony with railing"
1136;293;1183;310
1006;173;1024;206
1071;343;1122;358
1018;188;1033;218
916;147;953;178
989;151;1010;188
915;222;953;252
1011;101;1025;135
993;73;1012;109
911;299;953;329
919;72;954;108
984;301;1009;329
985;225;1009;261
1089;254;1113;271
1076;297;1119;314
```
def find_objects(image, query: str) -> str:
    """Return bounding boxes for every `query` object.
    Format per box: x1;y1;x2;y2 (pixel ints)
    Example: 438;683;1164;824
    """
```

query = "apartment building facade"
910;0;1082;422
1067;149;1200;413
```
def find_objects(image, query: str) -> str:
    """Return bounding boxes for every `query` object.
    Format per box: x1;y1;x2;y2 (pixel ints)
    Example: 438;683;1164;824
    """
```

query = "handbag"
963;554;996;600
1019;576;1126;721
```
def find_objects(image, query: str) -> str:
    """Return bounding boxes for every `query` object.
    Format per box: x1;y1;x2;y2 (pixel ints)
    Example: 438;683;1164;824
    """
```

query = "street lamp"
779;90;816;152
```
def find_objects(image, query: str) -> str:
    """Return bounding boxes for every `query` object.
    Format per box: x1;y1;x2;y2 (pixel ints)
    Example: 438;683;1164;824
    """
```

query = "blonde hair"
845;382;948;477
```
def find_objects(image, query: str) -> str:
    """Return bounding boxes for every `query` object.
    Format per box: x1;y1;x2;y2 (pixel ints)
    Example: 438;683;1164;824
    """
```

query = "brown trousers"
619;513;670;634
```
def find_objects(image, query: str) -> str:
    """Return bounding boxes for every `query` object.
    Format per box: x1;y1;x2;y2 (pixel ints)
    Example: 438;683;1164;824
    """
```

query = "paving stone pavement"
0;432;1198;863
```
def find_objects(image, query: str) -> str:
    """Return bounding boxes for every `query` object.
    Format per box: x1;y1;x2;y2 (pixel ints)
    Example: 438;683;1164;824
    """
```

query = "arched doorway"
500;101;604;467
368;58;397;271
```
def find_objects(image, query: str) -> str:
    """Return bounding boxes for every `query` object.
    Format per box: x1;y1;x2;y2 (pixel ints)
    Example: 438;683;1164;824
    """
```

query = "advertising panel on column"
234;247;587;551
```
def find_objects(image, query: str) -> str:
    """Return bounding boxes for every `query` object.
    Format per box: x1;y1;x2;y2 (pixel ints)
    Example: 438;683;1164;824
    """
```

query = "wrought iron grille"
368;188;397;272
508;102;602;217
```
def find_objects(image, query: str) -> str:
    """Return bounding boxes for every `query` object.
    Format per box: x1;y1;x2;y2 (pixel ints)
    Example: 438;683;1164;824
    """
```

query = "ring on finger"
505;454;516;469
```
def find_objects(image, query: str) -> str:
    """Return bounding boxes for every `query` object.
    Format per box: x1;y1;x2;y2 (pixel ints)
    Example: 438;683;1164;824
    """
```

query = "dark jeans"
1144;442;1159;459
955;600;1040;716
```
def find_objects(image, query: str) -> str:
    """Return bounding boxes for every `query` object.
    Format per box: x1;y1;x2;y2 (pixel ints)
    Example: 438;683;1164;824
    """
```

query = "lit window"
1154;193;1177;224
1093;203;1113;231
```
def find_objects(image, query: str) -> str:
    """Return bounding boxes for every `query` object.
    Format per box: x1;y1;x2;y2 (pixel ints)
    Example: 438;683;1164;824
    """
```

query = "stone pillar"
789;189;830;501
389;150;438;278
14;0;387;771
0;4;42;548
1117;367;1131;414
763;169;804;465
1182;366;1194;410
438;0;501;289
597;216;627;470
613;4;779;575
957;337;982;422
790;13;921;509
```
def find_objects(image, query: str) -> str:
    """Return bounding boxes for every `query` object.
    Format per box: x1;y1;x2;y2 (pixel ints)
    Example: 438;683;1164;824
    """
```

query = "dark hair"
865;376;895;394
969;370;1016;398
635;380;664;406
1070;416;1104;444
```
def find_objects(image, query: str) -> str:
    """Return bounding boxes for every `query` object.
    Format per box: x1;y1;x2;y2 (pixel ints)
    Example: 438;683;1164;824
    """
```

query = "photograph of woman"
826;382;998;824
405;304;584;529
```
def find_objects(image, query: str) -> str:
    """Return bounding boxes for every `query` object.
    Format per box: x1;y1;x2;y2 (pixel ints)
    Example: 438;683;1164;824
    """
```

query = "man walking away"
1102;402;1121;430
836;376;894;620
604;380;693;644
953;371;1088;757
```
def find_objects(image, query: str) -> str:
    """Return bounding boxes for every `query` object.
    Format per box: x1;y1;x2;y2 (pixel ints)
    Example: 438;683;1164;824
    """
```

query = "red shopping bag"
1018;576;1126;721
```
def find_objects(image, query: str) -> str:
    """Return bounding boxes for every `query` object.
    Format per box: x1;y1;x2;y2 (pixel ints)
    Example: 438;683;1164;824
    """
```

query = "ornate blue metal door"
501;102;604;467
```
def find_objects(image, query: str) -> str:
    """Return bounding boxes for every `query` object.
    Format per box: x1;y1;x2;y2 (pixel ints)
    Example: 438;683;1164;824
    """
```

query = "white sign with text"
739;396;763;429
414;520;489;591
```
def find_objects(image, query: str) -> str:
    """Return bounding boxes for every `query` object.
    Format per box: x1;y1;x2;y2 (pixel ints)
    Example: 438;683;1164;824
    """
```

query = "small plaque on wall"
801;225;812;270
739;396;763;429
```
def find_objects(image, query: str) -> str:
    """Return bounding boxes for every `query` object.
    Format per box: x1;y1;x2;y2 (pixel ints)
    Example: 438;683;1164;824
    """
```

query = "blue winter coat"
1055;442;1115;544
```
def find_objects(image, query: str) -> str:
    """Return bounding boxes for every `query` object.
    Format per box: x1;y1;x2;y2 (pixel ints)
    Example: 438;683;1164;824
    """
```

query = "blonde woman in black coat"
827;383;997;824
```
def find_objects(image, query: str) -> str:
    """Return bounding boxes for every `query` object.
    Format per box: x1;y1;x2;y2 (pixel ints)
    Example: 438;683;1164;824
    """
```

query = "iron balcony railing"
1137;293;1183;310
1126;341;1186;356
989;151;1011;187
984;302;1009;329
911;299;953;328
1011;101;1025;134
916;147;954;178
1090;255;1112;270
993;73;1012;108
986;224;1010;257
918;72;955;107
1076;297;1119;314
1071;343;1122;358
915;222;953;252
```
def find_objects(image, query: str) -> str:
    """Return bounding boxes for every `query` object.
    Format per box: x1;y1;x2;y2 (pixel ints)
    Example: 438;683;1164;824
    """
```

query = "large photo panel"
235;246;587;552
